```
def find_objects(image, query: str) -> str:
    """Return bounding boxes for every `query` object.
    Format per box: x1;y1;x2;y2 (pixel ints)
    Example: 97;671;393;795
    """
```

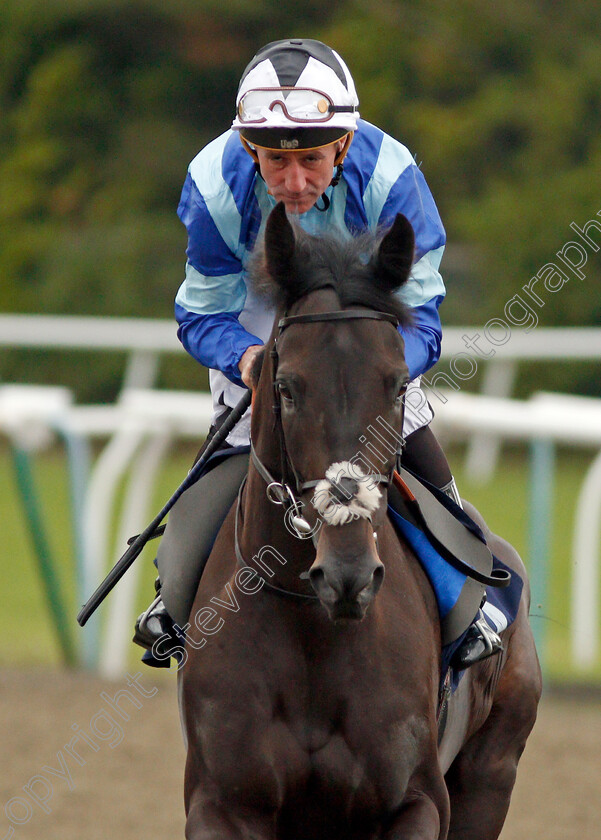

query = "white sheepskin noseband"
312;462;382;526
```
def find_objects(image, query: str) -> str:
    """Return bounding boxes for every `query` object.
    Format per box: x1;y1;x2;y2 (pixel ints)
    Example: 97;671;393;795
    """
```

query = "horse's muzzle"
308;520;384;621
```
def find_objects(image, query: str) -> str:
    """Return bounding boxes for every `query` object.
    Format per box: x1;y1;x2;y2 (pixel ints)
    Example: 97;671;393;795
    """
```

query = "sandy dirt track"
1;668;599;839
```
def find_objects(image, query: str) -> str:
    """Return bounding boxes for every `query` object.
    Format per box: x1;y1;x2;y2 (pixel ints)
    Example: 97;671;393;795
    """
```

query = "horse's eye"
277;381;293;402
395;382;408;406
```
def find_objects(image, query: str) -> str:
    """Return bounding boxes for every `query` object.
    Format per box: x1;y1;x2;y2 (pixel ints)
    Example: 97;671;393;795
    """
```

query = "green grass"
2;441;195;669
2;439;600;683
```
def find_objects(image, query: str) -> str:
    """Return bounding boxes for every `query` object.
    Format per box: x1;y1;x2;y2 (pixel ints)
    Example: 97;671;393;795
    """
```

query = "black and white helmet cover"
232;39;360;150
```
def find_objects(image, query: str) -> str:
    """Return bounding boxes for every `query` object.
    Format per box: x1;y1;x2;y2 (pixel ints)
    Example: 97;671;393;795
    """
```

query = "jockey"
134;38;501;669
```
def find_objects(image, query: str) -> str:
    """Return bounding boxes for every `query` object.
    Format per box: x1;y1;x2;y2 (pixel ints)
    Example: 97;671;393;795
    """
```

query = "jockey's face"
256;141;343;215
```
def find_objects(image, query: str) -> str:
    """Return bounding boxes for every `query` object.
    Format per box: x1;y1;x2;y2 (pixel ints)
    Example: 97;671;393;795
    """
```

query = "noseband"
251;307;402;536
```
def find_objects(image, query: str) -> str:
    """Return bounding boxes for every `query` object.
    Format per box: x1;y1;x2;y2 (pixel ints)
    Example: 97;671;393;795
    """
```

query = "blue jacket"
175;120;446;438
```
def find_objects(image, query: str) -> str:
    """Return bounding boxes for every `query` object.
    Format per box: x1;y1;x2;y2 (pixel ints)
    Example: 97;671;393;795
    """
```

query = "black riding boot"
133;439;249;658
403;426;503;669
133;578;176;651
450;605;504;670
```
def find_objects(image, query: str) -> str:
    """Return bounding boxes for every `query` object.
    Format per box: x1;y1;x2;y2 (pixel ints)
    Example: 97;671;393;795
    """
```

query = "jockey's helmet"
232;39;359;170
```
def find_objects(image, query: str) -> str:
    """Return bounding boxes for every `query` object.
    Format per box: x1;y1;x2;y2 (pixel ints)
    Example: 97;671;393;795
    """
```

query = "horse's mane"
249;222;413;327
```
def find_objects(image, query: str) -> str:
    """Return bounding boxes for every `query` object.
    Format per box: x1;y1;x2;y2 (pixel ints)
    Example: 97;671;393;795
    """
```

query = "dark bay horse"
179;203;542;840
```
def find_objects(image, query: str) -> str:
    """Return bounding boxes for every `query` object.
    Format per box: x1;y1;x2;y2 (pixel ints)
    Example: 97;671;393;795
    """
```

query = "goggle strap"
240;135;259;163
334;132;353;167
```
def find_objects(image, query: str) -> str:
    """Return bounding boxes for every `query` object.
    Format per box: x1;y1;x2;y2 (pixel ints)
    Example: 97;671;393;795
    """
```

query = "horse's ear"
265;202;296;286
375;214;415;292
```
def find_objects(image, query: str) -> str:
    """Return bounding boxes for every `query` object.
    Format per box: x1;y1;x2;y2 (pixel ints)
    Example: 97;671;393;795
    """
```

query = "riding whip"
77;389;252;626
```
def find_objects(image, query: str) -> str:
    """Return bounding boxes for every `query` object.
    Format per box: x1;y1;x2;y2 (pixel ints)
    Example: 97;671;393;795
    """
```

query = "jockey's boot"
133;579;175;652
440;477;504;670
451;609;504;670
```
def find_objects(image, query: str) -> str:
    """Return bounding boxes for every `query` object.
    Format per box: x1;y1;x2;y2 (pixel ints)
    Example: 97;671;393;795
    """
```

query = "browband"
278;309;399;331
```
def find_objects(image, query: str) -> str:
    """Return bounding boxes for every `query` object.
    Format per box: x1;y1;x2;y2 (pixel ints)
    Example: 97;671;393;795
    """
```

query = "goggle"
236;87;357;124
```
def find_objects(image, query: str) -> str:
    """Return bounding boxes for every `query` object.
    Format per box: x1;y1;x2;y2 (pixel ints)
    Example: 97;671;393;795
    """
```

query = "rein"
234;476;319;601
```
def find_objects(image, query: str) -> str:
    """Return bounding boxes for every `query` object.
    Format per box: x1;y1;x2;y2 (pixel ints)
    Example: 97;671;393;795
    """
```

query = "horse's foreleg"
185;794;275;840
383;792;448;840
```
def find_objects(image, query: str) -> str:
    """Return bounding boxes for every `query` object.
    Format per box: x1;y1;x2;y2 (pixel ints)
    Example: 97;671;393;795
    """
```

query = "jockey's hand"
239;344;263;388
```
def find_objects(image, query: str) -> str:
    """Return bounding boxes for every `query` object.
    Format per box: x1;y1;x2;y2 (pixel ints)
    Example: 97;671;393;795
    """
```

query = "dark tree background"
1;0;600;399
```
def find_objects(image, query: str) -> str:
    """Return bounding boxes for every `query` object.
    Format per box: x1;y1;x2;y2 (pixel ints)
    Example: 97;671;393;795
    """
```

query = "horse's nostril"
308;567;325;589
309;566;340;604
372;564;385;593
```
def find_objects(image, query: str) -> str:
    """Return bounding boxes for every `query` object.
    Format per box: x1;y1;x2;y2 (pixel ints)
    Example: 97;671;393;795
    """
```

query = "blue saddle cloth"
388;479;523;692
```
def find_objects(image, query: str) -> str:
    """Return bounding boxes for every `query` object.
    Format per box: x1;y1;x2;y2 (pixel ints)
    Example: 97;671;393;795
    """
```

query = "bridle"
235;305;403;599
262;307;401;501
257;307;402;521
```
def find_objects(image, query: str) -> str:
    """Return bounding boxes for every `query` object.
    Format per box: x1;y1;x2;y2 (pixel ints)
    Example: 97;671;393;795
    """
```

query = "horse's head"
251;202;415;621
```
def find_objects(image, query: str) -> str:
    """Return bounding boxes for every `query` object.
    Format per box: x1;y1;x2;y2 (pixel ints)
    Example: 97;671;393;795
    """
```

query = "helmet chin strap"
316;131;353;212
316;165;342;212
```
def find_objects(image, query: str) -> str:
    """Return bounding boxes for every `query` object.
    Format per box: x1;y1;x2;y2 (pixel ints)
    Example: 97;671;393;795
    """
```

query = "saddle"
388;468;512;646
387;467;524;723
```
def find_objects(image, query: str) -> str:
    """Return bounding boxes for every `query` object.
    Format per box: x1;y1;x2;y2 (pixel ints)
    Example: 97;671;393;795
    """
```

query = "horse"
178;203;542;840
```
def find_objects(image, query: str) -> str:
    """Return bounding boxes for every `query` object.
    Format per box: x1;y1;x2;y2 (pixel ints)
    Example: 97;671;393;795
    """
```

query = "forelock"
249;223;412;326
